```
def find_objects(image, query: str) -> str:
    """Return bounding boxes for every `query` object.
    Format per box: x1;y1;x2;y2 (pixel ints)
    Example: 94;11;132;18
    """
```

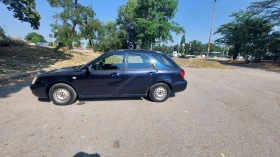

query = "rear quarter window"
153;55;179;68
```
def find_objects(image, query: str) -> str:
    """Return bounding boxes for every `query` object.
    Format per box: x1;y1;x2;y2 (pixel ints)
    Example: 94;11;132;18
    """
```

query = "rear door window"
125;54;154;69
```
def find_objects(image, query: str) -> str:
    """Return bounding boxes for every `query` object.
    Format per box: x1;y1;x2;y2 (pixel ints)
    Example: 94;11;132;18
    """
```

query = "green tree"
73;40;81;47
86;41;92;48
52;23;73;48
80;18;101;50
0;26;7;40
117;0;138;49
25;32;46;42
242;18;272;61
0;0;41;29
94;21;126;52
215;10;273;60
180;35;186;46
0;26;9;46
135;0;185;49
154;44;173;54
48;0;97;49
210;43;223;52
31;36;40;45
173;44;179;52
117;0;185;49
249;0;280;25
49;42;54;47
269;31;280;60
188;40;204;55
180;35;186;55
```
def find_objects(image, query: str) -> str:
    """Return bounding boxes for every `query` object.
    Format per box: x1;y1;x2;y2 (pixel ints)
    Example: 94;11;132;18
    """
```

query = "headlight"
32;77;37;84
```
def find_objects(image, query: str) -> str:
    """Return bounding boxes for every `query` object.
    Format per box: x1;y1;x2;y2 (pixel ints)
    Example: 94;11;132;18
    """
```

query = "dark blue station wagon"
30;50;187;105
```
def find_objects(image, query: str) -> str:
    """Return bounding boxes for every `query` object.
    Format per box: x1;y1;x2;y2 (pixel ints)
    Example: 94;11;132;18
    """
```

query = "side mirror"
85;66;90;76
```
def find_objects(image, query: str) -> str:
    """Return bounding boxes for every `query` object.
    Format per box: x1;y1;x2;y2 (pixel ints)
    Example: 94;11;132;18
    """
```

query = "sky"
0;0;257;45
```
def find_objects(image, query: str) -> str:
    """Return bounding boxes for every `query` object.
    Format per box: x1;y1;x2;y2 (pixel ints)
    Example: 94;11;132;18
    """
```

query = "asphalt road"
0;67;280;157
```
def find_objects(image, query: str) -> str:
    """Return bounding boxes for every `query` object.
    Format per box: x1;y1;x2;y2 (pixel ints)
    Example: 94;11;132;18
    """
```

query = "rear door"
122;53;157;96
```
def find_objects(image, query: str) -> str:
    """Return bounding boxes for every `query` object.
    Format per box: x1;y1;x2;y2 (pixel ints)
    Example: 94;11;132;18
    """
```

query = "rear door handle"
149;72;156;76
111;72;120;77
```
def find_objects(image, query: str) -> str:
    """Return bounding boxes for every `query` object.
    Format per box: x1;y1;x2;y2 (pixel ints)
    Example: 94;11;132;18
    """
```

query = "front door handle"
111;72;120;77
149;72;156;76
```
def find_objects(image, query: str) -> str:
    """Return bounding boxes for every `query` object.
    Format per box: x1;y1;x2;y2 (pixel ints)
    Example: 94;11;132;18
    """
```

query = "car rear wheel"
49;83;77;105
149;83;171;102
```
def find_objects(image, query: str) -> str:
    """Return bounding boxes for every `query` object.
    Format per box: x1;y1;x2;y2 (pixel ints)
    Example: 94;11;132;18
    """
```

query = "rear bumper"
30;84;48;99
172;80;187;93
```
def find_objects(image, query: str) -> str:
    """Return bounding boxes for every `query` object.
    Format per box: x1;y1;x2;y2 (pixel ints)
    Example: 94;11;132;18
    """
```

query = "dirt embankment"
0;46;100;85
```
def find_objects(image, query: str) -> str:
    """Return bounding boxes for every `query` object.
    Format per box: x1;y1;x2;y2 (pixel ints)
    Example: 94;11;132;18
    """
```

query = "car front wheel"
49;83;77;105
149;83;171;102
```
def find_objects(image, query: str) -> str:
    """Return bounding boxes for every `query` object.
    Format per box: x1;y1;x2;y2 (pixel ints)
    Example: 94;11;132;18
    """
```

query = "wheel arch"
45;81;79;99
146;81;173;95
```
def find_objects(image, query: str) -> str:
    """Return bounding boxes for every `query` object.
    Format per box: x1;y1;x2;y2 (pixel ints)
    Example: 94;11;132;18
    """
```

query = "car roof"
106;49;164;55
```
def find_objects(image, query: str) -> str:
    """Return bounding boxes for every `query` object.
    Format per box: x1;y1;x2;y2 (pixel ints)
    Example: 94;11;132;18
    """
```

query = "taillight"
180;70;185;78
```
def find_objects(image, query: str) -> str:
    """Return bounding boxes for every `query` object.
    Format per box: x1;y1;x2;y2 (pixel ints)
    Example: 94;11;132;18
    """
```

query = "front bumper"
30;84;48;99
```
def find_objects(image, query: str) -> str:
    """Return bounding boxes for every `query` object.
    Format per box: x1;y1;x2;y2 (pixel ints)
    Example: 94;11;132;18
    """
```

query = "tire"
49;83;77;105
149;83;171;102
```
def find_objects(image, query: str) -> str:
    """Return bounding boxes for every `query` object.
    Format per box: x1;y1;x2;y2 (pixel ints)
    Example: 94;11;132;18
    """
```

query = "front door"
77;53;125;97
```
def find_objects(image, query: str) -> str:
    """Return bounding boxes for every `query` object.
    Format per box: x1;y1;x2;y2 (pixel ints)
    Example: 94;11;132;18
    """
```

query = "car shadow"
37;92;176;105
73;152;100;157
38;98;51;102
76;93;175;104
0;79;31;98
78;97;144;103
36;97;147;106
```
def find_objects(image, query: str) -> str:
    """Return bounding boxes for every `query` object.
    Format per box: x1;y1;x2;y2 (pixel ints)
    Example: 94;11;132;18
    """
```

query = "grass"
218;60;280;71
173;58;232;69
259;62;280;70
46;50;100;70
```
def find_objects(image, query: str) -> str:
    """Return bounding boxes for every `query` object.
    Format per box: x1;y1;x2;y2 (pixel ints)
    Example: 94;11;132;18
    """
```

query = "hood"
46;65;81;74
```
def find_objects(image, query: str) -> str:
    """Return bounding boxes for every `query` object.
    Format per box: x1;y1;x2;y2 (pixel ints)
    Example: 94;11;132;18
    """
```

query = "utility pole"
222;44;225;57
206;0;217;60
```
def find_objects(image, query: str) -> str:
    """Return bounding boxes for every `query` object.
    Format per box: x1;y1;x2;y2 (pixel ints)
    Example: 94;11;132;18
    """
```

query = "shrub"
0;26;26;47
49;42;54;47
25;32;46;42
9;38;26;46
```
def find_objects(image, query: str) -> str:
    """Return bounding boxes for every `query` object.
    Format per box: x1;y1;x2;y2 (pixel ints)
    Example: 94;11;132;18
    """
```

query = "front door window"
92;54;125;70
